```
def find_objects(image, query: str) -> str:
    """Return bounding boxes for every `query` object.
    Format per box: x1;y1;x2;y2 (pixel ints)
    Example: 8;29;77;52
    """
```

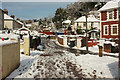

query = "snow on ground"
6;50;43;78
30;50;44;57
56;40;119;57
67;52;118;78
7;54;35;78
6;49;118;79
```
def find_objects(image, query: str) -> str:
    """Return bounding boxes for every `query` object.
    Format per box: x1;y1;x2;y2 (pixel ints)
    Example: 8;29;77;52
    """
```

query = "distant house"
14;20;24;30
0;9;4;30
18;27;31;35
62;20;71;27
25;24;32;29
73;15;100;34
89;11;100;19
4;14;14;30
4;13;23;30
99;0;120;39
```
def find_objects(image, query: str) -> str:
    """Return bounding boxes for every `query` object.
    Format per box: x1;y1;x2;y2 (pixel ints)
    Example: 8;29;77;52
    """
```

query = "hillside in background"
66;2;106;20
52;2;106;29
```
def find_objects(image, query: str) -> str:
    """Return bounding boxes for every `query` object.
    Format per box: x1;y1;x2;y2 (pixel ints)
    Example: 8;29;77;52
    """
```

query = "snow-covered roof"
26;24;32;27
88;30;100;33
104;41;116;46
18;27;31;32
99;0;120;11
75;15;100;22
62;20;71;24
16;20;24;25
4;14;13;20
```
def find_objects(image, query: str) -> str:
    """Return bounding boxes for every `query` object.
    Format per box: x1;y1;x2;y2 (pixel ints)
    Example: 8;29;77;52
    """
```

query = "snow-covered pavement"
6;40;118;79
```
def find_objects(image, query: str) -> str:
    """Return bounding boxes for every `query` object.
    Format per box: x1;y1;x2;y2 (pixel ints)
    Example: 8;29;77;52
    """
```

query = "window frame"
111;24;118;35
83;22;86;27
107;11;113;20
103;25;109;35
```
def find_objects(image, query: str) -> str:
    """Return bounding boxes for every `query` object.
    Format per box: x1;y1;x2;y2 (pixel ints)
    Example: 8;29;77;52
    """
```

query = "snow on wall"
0;33;19;46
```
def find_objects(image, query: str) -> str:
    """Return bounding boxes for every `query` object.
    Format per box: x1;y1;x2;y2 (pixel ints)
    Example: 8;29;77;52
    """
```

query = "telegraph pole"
79;3;89;52
85;13;88;51
85;3;88;52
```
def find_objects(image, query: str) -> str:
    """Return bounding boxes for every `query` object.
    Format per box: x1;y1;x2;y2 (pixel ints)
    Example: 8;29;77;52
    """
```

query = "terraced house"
99;0;120;39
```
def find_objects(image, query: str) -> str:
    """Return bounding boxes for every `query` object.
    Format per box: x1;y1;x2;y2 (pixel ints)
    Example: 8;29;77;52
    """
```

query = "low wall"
20;36;30;56
0;41;20;79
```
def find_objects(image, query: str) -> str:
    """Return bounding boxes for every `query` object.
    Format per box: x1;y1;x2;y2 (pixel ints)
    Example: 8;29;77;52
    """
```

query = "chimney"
10;15;15;19
3;9;8;15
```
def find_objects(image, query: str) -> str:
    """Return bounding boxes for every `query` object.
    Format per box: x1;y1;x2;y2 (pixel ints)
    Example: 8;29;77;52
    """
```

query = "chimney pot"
3;9;8;15
10;15;15;19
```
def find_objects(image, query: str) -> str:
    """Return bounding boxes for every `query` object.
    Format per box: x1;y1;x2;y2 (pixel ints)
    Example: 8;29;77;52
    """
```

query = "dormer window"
108;11;113;19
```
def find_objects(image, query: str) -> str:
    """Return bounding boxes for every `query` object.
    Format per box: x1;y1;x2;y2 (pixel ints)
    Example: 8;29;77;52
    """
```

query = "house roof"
62;20;71;24
98;0;120;11
75;15;100;22
16;20;24;25
26;24;32;27
4;14;13;20
18;26;31;32
88;30;100;33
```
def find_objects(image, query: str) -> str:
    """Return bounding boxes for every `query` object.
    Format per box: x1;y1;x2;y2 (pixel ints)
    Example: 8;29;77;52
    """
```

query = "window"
91;22;94;27
108;11;113;19
77;22;79;27
104;25;109;35
83;22;86;27
111;24;118;35
91;33;95;39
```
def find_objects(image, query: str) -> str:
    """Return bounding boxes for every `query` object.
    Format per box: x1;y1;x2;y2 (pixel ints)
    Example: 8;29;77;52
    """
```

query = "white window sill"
104;34;109;36
111;34;118;36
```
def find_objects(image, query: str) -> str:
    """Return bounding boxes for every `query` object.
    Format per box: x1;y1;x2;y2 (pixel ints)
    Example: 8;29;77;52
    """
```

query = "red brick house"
99;0;120;39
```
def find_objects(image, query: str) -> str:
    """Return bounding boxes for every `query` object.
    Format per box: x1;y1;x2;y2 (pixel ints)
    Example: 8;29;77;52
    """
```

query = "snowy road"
6;38;118;79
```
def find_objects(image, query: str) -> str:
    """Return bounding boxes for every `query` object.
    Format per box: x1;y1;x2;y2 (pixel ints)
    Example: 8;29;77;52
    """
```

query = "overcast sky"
2;0;79;2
